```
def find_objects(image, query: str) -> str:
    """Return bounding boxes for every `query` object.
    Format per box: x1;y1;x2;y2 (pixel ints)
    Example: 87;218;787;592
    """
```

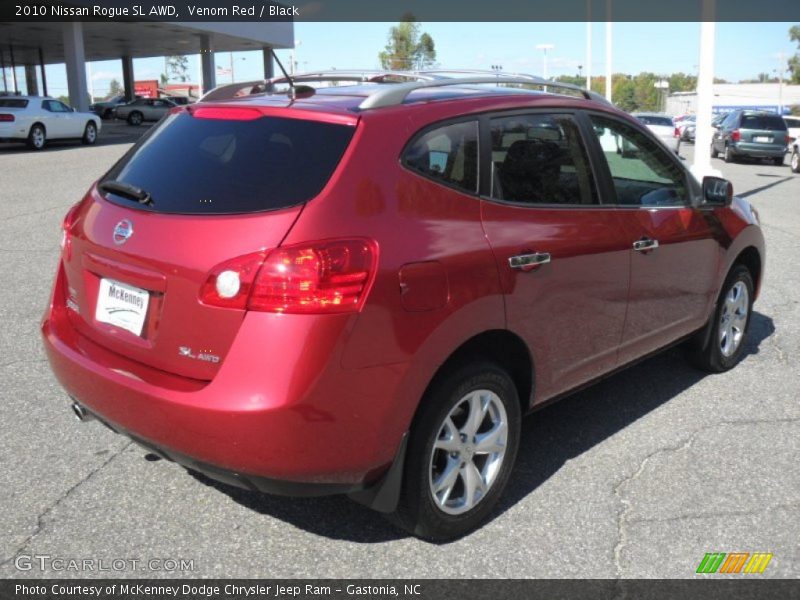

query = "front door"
585;113;720;365
480;111;631;403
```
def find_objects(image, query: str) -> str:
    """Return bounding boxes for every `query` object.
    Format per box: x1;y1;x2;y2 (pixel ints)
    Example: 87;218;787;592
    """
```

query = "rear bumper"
42;264;411;492
730;143;786;158
75;400;363;496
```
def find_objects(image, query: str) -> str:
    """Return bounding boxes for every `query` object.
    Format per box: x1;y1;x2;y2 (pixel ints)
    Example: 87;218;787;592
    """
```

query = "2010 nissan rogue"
42;72;765;541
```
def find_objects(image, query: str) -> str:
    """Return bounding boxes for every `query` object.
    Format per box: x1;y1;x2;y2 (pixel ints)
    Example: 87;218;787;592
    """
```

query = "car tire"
127;111;144;126
390;361;521;542
102;109;113;120
688;265;754;373
724;144;734;163
26;123;46;150
791;149;800;173
772;155;784;166
710;143;718;158
82;122;98;145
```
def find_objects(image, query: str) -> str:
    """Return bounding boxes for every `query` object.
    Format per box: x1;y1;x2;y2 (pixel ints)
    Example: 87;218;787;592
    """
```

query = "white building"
666;83;800;117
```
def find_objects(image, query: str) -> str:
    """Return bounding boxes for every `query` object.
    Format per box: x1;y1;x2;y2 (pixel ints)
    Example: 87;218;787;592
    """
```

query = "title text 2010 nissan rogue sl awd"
42;72;765;541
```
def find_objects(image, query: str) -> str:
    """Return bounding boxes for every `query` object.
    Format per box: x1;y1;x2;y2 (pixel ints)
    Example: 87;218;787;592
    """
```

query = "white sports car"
0;96;101;150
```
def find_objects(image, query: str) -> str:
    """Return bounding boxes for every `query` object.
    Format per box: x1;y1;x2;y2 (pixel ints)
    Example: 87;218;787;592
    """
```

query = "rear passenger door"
584;113;720;365
479;112;631;403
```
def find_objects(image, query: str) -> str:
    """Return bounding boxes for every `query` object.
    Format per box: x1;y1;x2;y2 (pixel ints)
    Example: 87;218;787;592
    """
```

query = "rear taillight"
200;239;377;314
60;203;81;256
0;113;14;122
731;129;741;142
785;135;792;144
674;127;680;138
200;251;266;310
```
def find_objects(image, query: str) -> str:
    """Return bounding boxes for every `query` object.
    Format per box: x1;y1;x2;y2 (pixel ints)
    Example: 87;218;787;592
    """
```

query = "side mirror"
702;176;733;207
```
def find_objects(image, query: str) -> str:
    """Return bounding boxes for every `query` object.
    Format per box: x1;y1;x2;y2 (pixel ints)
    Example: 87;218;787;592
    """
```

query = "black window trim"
477;107;608;210
399;115;481;197
578;109;702;210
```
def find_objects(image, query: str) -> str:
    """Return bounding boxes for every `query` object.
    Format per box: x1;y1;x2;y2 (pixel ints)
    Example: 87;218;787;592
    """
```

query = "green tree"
108;78;123;97
378;14;437;71
789;25;800;84
167;55;189;82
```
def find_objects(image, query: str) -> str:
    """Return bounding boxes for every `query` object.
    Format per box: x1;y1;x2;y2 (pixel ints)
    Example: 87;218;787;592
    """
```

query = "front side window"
490;113;598;205
590;115;688;207
402;121;479;194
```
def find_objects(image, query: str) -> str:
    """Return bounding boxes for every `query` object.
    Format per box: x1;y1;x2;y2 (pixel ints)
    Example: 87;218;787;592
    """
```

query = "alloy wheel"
428;389;508;515
31;127;45;149
719;281;749;357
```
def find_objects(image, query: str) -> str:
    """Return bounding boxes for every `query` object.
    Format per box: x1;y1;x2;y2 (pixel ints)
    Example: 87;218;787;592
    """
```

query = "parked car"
783;115;800;148
0;96;100;150
164;95;193;106
113;97;177;125
711;110;790;165
43;72;765;541
677;114;696;142
90;95;136;119
790;138;799;173
632;112;679;153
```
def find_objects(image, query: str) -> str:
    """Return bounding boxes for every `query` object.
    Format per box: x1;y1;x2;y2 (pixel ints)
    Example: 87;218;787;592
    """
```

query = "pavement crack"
627;501;800;526
0;441;132;568
611;417;799;577
612;435;695;578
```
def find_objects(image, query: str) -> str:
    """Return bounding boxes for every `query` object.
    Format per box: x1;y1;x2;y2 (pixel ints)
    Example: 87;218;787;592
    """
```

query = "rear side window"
490;113;598;205
101;112;355;214
0;98;28;108
402;121;479;194
636;115;673;127
740;115;787;131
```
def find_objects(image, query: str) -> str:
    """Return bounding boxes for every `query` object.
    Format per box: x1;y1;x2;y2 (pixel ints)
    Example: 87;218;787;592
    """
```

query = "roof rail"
358;74;610;110
199;69;612;107
271;70;440;84
199;71;439;103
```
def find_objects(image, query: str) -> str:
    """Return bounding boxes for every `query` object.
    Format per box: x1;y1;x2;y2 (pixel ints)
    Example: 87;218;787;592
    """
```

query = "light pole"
586;0;592;90
654;78;669;112
229;53;246;83
775;52;788;115
290;40;302;75
491;64;503;86
536;44;554;80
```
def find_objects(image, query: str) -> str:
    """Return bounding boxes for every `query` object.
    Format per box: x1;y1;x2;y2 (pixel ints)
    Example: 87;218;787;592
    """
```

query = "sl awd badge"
178;346;220;363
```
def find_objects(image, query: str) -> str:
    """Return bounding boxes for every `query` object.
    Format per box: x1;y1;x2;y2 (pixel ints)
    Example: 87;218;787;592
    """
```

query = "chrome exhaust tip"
70;401;93;422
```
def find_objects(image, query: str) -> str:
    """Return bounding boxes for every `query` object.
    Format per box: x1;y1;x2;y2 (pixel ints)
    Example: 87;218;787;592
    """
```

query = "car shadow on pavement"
187;311;775;544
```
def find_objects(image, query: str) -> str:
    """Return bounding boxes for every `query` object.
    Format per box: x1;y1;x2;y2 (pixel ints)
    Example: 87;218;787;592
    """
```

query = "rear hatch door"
62;105;357;380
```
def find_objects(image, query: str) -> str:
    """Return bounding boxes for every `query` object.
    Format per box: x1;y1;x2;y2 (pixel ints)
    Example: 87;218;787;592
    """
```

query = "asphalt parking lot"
0;136;798;579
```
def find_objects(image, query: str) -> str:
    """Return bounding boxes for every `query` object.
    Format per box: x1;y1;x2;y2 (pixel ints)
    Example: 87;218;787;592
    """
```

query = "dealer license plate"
95;278;149;336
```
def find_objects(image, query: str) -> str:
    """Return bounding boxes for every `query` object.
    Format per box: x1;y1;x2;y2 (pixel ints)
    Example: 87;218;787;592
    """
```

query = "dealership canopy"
0;21;294;110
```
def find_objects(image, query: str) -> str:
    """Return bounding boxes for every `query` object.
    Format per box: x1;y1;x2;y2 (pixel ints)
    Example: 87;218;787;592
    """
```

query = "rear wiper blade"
98;180;154;206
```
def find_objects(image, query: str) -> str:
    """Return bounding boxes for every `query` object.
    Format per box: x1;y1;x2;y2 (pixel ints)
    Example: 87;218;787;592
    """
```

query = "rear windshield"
101;111;355;214
0;99;29;108
740;115;787;131
636;116;673;127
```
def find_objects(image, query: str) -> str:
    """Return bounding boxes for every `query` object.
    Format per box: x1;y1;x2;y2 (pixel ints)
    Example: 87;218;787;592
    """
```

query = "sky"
7;21;798;99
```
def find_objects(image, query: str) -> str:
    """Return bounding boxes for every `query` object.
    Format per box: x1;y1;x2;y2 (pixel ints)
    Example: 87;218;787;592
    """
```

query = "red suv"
42;73;764;541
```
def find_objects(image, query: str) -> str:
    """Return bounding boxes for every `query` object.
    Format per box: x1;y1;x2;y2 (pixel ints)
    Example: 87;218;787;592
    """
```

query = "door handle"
508;252;551;271
632;238;659;253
